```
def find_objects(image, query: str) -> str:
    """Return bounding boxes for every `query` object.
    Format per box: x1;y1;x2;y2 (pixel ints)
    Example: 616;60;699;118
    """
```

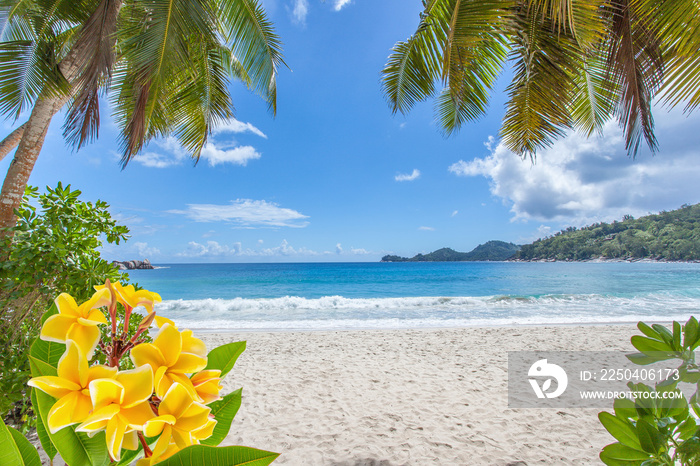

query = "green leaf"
205;341;246;378
156;445;279;466
29;355;57;377
677;418;699;441
652;324;676;349
636;419;663;455
33;388;110;466
614;398;638;421
29;304;65;370
8;427;42;466
599;412;643;451
0;417;28;466
599;443;650;465
31;389;57;461
201;389;242;447
684;316;699;350
630;336;674;356
626;353;659;366
637;322;661;340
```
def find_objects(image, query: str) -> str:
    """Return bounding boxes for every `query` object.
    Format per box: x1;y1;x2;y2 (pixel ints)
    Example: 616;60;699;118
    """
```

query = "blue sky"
2;0;700;263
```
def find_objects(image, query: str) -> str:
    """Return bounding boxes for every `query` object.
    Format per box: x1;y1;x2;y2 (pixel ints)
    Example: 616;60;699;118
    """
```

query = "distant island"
513;203;700;262
381;241;521;262
113;259;155;270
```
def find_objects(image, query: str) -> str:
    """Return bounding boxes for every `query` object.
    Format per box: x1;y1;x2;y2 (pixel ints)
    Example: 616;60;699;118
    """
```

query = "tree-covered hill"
382;241;520;262
514;204;700;261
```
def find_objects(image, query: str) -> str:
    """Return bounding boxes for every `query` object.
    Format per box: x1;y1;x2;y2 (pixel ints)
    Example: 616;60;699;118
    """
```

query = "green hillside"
514;204;700;261
381;241;520;262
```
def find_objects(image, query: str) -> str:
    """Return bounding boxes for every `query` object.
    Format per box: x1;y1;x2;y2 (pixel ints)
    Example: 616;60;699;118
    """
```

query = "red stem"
137;432;152;458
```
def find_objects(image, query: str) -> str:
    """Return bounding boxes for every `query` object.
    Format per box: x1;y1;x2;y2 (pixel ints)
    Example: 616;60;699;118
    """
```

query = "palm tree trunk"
0;97;59;234
0;124;26;162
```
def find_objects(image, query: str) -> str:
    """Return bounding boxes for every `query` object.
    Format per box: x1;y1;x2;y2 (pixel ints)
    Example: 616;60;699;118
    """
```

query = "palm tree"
381;0;700;160
0;0;284;233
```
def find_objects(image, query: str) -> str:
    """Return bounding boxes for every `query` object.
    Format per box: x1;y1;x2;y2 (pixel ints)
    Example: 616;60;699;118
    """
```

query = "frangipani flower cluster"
29;280;225;464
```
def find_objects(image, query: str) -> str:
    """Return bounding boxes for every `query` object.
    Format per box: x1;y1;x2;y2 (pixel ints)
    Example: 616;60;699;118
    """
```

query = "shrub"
599;317;700;465
0;183;129;429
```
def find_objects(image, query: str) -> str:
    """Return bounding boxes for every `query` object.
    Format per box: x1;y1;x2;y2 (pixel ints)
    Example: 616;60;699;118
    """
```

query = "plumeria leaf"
33;388;109;466
29;303;64;369
31;389;57;461
201;388;243;447
0;416;40;466
156;445;279;466
205;341;246;378
7;426;41;466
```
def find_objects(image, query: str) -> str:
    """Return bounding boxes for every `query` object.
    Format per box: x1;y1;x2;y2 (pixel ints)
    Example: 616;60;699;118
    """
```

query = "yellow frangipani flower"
130;324;207;399
140;383;216;464
95;282;162;311
153;315;175;328
190;370;223;404
28;341;117;433
75;365;155;461
41;289;111;357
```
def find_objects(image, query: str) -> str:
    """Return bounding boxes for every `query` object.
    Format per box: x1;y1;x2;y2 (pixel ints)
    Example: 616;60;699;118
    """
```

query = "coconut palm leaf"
216;0;285;113
501;4;579;158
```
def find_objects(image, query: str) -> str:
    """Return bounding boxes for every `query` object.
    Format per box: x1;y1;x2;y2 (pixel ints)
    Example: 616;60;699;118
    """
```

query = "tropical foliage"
21;281;277;465
0;183;129;429
599;317;700;465
382;0;700;159
514;204;700;261
0;0;285;231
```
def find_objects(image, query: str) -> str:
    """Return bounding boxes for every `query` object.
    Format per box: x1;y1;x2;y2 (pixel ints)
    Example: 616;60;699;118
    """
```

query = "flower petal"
40;315;75;343
180;330;207;358
85;309;108;325
153;325;182;367
144;415;176;438
82;289;112;315
169;352;207;375
57;341;88;387
122;431;139;451
130;342;166;371
76;404;120;433
117;365;153;408
154;315;175;328
150;425;174;461
47;392;81;433
119;401;155;429
28;376;79;399
193;417;217;440
106;416;127;461
87;365;118;383
159;383;194;419
66;324;101;358
176;402;211;433
55;293;79;317
89;379;124;410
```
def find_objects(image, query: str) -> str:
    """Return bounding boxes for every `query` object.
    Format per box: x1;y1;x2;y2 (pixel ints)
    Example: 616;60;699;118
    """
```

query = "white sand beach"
200;325;639;465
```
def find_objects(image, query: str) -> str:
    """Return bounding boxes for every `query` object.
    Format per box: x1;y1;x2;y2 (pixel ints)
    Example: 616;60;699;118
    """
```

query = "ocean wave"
153;292;700;330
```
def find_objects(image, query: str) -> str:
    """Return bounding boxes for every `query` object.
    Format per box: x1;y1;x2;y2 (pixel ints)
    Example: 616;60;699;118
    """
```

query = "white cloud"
259;239;319;256
291;0;308;24
451;210;458;217
449;112;700;225
200;144;261;167
350;247;370;255
179;241;246;257
333;0;352;11
213;118;267;139
169;199;309;228
418;226;435;231
395;169;421;182
335;243;343;254
132;134;262;168
133;242;161;258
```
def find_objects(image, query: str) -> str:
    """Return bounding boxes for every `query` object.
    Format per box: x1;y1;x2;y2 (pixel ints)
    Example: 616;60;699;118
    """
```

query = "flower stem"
138;432;152;458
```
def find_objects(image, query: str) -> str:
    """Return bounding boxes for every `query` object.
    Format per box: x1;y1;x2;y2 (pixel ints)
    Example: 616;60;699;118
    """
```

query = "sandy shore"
199;325;639;466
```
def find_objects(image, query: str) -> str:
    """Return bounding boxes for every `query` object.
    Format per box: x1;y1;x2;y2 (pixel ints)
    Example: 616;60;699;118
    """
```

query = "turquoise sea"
126;262;700;331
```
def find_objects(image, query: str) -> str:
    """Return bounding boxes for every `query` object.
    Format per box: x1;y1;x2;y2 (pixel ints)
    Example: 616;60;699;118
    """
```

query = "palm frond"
568;50;617;136
62;0;121;150
216;0;285;114
501;3;579;159
603;0;663;156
